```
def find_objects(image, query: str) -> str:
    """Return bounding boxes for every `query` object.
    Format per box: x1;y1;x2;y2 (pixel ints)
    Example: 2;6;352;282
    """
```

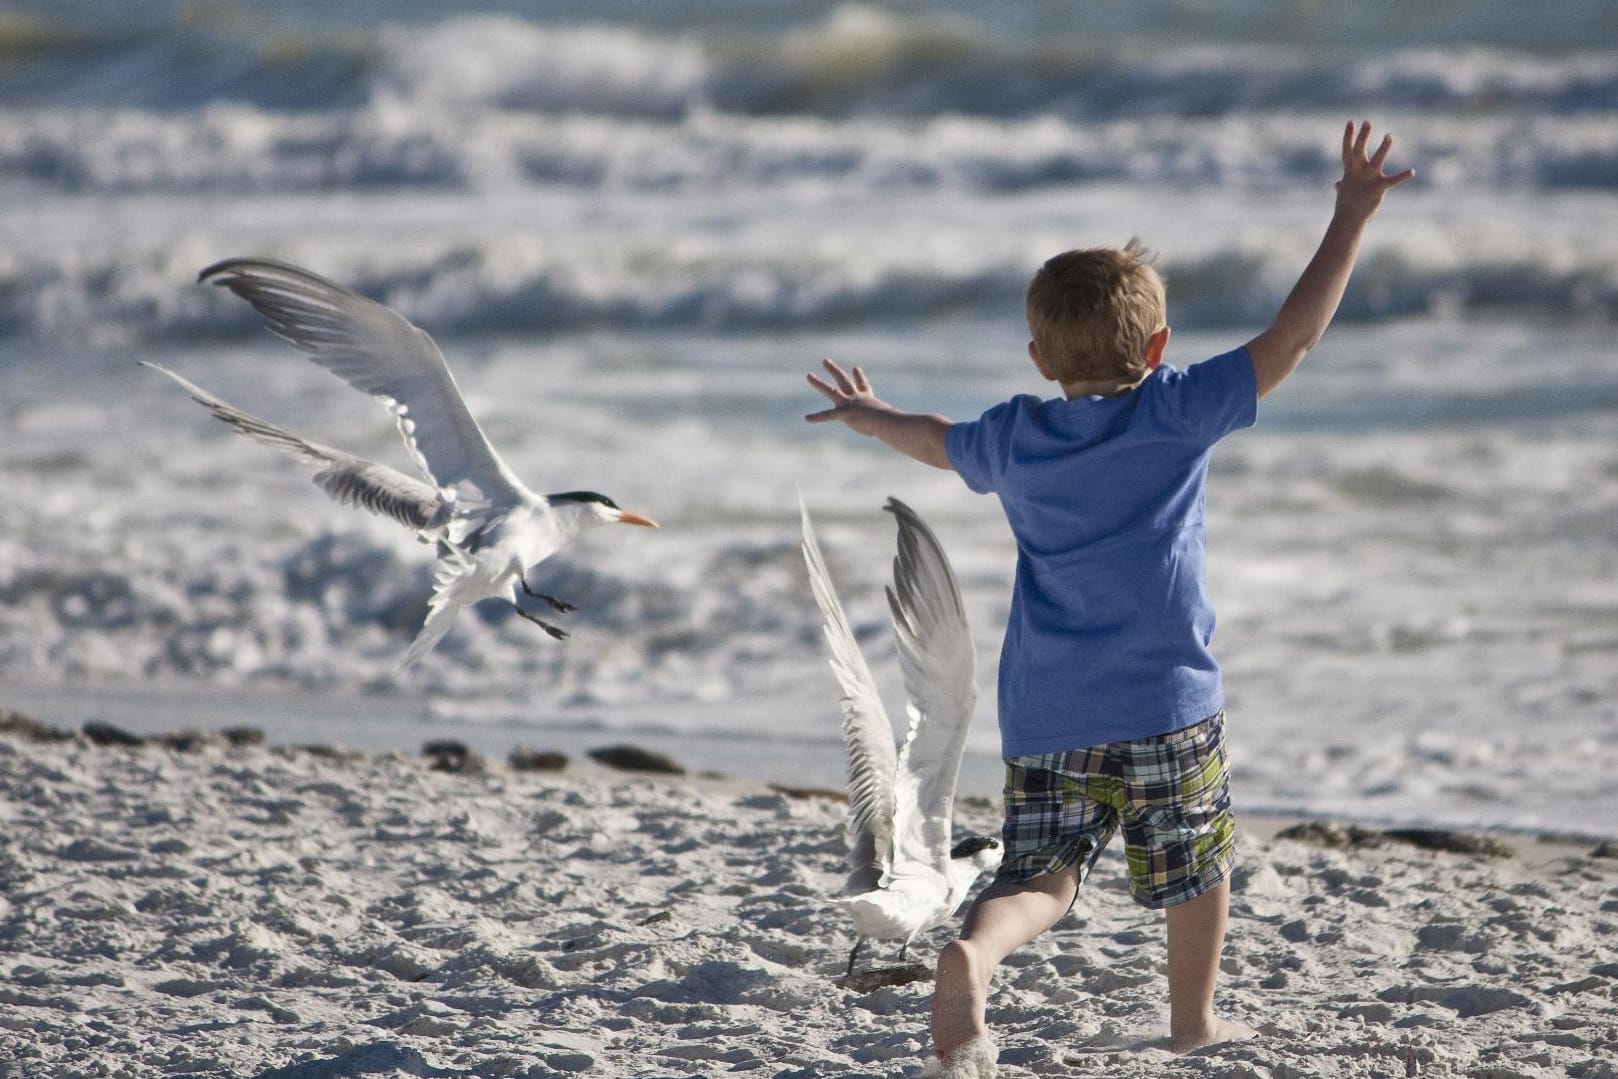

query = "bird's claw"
521;577;577;615
512;604;571;641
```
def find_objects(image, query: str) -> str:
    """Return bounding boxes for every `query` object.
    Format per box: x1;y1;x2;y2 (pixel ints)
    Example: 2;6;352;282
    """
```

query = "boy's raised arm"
805;359;955;470
1245;121;1415;399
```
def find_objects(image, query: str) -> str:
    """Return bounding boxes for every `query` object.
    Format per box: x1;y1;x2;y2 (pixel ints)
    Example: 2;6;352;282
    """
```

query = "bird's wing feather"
142;361;442;533
883;497;978;878
197;257;527;508
799;494;898;892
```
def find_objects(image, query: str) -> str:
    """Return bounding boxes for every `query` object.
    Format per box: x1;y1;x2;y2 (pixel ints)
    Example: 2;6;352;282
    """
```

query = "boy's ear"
1144;325;1171;371
1027;339;1057;380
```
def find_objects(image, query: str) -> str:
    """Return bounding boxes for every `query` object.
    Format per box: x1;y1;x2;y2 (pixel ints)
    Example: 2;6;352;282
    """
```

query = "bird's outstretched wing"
142;361;442;533
883;497;978;879
799;493;898;893
198;257;527;509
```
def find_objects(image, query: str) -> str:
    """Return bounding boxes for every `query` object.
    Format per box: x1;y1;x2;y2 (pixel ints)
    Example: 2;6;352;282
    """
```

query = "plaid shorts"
998;712;1235;910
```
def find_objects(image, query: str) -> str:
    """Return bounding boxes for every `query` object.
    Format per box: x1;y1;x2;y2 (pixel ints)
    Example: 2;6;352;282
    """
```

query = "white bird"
799;495;1000;974
150;257;656;667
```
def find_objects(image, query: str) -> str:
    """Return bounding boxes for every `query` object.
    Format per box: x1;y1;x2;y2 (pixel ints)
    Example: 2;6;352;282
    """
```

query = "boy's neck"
1030;330;1168;400
1058;373;1151;399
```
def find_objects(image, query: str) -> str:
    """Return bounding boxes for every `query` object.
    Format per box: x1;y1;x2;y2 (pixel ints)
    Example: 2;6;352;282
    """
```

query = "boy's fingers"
1369;134;1394;169
1353;121;1372;158
1341;120;1355;160
804;408;838;423
1385;166;1417;187
820;358;856;394
851;365;871;393
806;372;844;401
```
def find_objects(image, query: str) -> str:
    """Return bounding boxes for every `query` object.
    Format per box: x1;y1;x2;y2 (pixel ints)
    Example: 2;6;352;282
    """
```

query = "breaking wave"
3;241;1614;345
7;7;1618;121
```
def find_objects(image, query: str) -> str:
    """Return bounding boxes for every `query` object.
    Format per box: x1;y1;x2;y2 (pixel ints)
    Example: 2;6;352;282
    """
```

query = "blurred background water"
1;1;1615;835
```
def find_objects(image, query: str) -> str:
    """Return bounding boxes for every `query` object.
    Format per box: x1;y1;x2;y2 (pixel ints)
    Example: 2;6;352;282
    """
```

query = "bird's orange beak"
618;511;658;528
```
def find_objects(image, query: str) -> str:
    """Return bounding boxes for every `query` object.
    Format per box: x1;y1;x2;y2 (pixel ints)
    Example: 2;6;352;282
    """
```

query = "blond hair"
1024;239;1166;383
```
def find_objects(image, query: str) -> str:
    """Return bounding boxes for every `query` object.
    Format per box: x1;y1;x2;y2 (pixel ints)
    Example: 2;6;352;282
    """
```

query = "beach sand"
1;725;1615;1079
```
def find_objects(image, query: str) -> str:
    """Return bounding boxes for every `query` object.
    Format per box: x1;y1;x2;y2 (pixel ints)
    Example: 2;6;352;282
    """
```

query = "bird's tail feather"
399;555;480;667
399;602;458;668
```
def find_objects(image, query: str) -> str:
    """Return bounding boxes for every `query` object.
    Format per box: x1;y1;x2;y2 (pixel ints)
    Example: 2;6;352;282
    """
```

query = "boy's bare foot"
930;940;991;1059
917;1035;998;1078
1168;1016;1258;1054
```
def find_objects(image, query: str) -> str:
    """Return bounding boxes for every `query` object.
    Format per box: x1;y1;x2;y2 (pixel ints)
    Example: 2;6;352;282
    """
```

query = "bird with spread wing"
148;258;656;666
800;495;1000;974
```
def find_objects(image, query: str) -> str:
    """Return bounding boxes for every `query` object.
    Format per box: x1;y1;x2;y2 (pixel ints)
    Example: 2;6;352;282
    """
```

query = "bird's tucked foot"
520;577;577;614
512;605;570;641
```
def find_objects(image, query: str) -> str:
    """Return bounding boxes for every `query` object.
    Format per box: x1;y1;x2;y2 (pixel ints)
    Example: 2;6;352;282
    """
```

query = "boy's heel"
915;1035;998;1079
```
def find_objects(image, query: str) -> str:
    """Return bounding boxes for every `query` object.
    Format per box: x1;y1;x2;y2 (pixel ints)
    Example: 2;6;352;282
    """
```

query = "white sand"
2;732;1615;1079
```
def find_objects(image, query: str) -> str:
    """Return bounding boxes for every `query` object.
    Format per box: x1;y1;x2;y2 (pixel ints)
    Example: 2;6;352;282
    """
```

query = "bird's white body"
149;258;654;666
800;496;1000;970
406;496;594;667
836;860;991;948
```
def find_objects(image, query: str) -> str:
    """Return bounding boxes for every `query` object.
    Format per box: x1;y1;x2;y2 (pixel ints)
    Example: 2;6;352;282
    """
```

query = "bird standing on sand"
800;495;1000;975
150;257;656;666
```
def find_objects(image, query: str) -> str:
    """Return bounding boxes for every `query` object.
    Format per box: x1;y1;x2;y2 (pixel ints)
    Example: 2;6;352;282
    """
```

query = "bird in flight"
150;257;656;666
799;494;999;974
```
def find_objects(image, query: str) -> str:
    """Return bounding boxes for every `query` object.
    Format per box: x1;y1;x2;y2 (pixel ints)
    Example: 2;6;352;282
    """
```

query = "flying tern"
151;257;656;666
799;495;1000;974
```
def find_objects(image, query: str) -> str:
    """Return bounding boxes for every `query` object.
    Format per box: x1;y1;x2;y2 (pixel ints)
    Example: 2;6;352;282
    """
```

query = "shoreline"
3;701;1611;867
4;681;1614;852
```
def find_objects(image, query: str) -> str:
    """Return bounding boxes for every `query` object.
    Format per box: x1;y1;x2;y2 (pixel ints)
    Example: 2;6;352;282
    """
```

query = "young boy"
805;122;1414;1075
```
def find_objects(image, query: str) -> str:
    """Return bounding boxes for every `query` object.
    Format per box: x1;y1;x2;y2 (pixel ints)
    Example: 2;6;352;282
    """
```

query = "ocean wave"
3;100;1614;202
4;240;1613;344
0;520;819;712
4;6;1617;122
376;16;707;121
0;5;377;112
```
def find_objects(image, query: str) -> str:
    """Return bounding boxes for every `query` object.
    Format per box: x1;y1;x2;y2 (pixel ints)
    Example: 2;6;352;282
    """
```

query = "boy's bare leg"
931;867;1079;1059
1164;878;1256;1052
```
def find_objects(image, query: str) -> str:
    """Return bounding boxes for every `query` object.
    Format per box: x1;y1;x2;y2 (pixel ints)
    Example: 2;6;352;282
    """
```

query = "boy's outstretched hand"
804;358;955;470
1335;120;1416;222
805;358;891;433
1245;119;1415;399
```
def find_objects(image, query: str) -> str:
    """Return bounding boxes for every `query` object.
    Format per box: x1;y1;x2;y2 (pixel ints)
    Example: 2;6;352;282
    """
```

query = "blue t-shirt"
945;347;1257;756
